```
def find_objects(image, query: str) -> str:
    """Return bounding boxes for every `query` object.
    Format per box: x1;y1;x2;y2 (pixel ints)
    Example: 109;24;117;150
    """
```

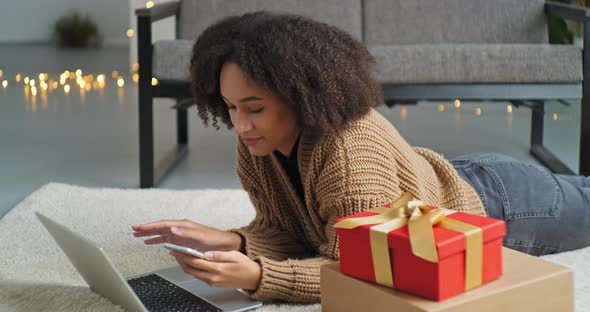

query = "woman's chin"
247;146;272;157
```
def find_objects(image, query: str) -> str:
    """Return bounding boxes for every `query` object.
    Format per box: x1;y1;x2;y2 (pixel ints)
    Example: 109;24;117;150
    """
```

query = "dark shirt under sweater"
273;137;305;203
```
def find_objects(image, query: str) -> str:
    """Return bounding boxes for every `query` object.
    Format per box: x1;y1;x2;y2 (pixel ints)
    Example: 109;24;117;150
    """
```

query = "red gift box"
335;195;506;301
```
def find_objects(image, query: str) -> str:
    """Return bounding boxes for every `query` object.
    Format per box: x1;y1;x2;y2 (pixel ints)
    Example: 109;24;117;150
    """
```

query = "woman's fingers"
179;263;215;285
142;233;195;246
142;235;169;245
137;227;204;246
132;220;201;237
171;252;219;284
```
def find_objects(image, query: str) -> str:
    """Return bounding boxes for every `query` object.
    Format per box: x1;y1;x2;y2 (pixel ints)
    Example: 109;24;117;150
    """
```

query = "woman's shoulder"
348;108;396;133
304;108;407;172
321;108;403;151
310;109;404;201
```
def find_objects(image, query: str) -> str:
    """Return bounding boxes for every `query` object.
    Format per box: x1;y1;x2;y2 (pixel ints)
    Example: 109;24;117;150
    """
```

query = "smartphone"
163;243;207;259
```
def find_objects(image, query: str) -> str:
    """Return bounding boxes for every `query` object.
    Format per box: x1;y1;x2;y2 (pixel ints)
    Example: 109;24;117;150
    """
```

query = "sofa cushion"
153;39;194;82
363;0;548;45
369;44;582;84
153;42;582;85
178;0;362;42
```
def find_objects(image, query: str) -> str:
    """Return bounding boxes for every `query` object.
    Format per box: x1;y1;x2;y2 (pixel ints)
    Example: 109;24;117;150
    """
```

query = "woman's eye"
250;108;264;113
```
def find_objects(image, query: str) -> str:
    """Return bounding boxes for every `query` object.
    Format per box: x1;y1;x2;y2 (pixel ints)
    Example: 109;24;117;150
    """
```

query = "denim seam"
479;164;511;217
462;167;489;213
503;239;561;252
451;154;504;165
483;161;561;219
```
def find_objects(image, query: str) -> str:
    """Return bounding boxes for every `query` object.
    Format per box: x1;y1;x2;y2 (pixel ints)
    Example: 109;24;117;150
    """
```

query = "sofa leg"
528;100;575;175
530;100;544;147
139;91;154;188
177;103;188;145
580;96;589;176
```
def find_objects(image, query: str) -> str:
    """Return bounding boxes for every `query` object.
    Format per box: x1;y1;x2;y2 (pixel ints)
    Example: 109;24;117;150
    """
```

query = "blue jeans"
450;153;590;256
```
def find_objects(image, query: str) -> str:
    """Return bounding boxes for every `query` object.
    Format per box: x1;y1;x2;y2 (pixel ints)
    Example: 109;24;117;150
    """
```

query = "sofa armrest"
136;1;181;83
135;1;180;22
545;1;590;22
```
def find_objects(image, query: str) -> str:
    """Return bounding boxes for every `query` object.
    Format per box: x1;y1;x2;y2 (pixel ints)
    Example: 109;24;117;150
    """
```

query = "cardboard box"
336;206;506;300
321;248;573;312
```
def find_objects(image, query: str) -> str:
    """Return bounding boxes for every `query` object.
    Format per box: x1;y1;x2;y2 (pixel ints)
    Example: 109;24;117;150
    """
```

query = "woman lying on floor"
132;11;590;303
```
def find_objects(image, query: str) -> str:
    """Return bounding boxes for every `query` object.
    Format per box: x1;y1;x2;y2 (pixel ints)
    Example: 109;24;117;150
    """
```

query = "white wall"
0;0;130;46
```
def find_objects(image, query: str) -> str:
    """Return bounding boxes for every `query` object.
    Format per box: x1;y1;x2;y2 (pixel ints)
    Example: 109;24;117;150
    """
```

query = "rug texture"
0;183;587;311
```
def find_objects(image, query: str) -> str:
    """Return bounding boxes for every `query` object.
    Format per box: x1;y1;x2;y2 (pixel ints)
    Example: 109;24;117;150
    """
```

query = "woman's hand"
131;219;242;252
170;250;262;291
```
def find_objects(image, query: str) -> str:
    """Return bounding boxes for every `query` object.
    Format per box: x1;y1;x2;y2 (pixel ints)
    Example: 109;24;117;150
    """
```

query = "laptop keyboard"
128;274;223;312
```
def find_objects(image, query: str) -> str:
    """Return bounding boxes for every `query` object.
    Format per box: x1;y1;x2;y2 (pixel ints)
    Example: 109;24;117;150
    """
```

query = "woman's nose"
233;112;253;134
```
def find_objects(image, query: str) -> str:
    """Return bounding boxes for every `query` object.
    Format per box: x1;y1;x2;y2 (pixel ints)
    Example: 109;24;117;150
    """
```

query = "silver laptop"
35;211;262;312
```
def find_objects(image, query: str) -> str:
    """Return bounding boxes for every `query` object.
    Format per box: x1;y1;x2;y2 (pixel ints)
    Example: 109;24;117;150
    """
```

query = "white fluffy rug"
0;183;587;311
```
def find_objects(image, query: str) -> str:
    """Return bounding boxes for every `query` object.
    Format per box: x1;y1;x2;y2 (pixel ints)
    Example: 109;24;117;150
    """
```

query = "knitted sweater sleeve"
245;130;405;302
231;142;310;261
230;192;311;261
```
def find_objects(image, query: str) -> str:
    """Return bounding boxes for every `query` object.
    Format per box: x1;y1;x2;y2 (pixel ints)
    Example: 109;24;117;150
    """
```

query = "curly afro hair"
190;11;383;137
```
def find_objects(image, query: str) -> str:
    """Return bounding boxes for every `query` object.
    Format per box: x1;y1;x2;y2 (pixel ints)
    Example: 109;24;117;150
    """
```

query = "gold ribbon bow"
334;193;483;290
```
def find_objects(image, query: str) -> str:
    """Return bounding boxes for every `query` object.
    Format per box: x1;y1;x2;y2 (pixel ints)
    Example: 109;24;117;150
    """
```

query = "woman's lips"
243;137;262;146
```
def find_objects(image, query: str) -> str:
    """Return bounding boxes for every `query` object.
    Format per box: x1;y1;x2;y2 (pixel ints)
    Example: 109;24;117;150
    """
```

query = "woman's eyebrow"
221;95;263;103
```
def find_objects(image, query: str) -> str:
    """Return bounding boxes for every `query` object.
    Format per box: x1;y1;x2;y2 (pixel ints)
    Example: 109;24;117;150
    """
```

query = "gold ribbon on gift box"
334;192;483;290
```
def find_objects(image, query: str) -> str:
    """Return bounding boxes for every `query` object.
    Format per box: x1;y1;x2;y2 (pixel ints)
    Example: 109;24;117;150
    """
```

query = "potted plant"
53;11;103;48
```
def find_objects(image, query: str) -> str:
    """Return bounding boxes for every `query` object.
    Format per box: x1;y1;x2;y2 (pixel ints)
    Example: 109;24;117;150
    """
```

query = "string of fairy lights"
0;1;159;103
0;64;157;94
397;100;559;121
0;66;561;122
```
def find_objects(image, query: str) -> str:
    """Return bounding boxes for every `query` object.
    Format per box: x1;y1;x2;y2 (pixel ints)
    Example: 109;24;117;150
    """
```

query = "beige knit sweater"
231;109;485;303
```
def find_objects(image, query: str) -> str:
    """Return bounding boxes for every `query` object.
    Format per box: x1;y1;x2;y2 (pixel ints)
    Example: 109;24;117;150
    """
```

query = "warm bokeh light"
400;106;408;121
2;80;7;88
146;1;154;8
454;99;461;108
553;113;558;121
151;77;158;86
64;84;71;94
0;69;3;78
79;80;86;89
39;73;46;81
132;63;139;71
24;77;29;84
112;70;119;79
438;104;445;112
97;74;105;83
507;104;513;113
127;29;135;38
15;74;21;82
132;73;139;83
475;107;482;116
75;69;82;77
117;77;125;87
31;86;37;96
